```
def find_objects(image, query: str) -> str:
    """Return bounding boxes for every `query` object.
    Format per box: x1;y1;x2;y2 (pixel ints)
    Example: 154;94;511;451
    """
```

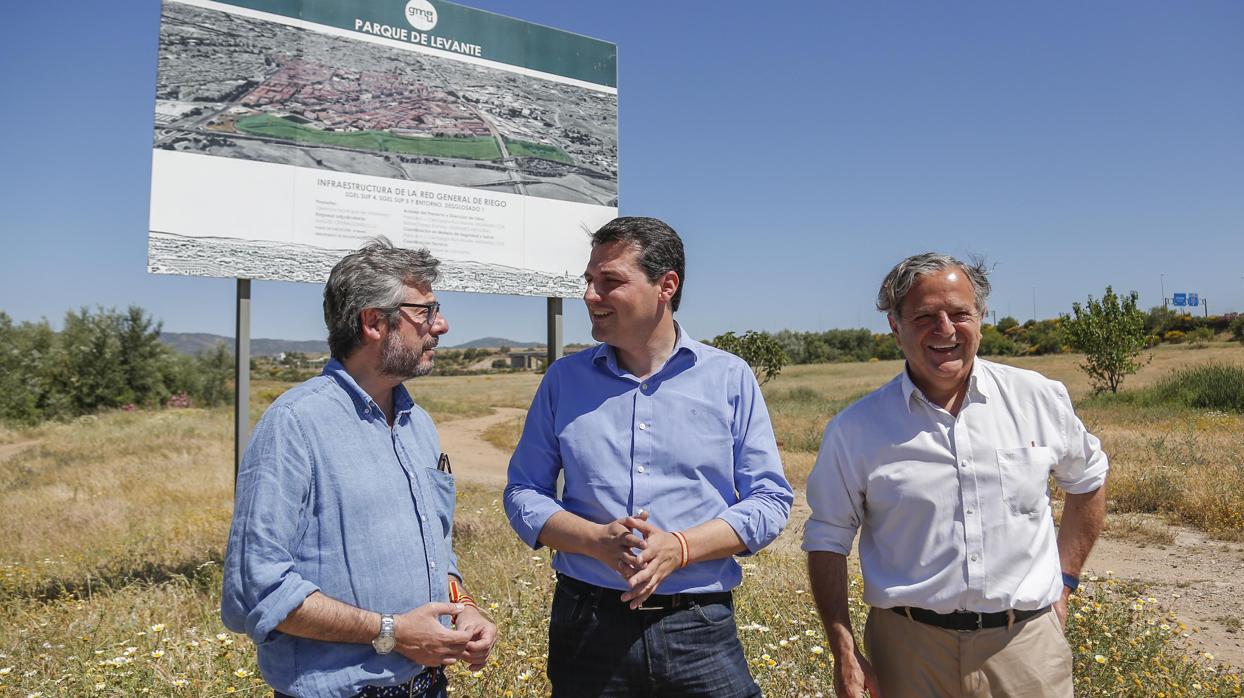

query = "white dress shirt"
802;358;1108;614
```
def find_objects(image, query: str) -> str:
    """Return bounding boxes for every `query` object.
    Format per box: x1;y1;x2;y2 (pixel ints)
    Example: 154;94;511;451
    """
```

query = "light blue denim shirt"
504;325;793;594
221;360;458;698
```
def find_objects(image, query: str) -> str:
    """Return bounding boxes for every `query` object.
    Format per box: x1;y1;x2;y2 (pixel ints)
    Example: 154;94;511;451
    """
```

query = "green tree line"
0;306;232;425
768;307;1240;366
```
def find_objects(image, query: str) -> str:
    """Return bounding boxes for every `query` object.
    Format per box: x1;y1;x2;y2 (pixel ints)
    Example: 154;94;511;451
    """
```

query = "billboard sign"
148;0;618;297
1172;293;1187;307
1187;293;1198;308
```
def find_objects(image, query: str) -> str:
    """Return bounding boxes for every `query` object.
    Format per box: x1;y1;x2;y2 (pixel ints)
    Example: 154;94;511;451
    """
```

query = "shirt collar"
322;358;415;420
899;357;991;414
592;321;700;379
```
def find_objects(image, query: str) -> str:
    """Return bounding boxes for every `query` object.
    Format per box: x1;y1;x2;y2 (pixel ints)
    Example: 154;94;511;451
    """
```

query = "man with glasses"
222;238;496;698
505;216;793;696
803;253;1108;698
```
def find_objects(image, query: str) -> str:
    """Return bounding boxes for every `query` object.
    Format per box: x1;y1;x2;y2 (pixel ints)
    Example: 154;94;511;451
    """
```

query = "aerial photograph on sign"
154;2;618;207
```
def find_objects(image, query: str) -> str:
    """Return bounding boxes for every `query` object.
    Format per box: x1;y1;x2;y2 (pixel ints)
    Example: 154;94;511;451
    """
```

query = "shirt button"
966;508;974;515
641;382;648;390
638;423;647;430
970;554;979;562
637;465;645;473
422;515;428;522
430;561;437;569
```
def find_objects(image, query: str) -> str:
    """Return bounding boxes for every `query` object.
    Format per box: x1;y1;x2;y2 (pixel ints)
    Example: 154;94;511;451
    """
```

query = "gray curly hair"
877;252;991;319
323;237;440;359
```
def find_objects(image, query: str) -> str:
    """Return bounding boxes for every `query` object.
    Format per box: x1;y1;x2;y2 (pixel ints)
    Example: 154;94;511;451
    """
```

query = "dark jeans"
547;577;761;697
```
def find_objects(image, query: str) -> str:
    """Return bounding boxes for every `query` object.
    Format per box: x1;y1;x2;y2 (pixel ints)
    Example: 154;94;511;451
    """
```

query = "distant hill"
160;332;327;357
447;337;544;350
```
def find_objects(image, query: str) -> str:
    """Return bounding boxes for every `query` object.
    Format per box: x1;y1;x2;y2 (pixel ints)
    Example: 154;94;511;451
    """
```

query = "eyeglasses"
392;301;440;326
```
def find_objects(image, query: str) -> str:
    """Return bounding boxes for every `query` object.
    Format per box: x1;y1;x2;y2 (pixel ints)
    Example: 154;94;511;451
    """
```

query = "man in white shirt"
803;252;1108;698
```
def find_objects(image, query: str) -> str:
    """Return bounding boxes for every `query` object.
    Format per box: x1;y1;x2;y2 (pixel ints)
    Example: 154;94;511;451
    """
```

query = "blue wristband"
1062;572;1080;593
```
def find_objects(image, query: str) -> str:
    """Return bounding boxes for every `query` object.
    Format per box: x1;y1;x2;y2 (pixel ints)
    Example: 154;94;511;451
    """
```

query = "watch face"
373;635;396;654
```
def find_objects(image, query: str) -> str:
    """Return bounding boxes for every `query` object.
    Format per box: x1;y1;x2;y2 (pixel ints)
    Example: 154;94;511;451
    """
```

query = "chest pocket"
995;446;1055;516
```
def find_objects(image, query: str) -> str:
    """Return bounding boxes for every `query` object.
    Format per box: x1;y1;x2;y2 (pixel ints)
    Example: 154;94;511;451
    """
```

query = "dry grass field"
0;342;1241;695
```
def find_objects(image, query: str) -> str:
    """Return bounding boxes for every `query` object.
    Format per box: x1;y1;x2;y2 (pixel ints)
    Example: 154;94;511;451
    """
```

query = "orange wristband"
672;531;690;568
448;578;476;607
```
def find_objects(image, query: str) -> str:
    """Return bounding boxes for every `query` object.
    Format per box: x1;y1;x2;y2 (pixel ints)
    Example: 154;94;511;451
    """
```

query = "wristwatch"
372;614;396;655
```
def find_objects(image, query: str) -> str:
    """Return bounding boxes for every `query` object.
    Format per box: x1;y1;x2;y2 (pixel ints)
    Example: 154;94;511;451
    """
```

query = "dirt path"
437;407;524;488
0;440;38;462
1085;524;1244;668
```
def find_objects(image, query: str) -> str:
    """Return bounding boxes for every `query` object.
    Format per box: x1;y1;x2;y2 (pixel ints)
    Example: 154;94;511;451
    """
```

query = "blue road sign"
1188;293;1199;308
1173;293;1187;307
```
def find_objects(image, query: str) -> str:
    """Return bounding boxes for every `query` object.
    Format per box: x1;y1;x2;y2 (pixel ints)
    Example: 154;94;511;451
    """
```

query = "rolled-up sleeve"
503;369;567;549
802;419;864;556
717;368;793;555
1051;382;1109;494
221;405;320;643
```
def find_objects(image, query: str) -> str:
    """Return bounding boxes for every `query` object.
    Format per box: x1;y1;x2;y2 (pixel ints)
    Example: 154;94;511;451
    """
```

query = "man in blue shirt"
222;239;497;698
505;217;793;696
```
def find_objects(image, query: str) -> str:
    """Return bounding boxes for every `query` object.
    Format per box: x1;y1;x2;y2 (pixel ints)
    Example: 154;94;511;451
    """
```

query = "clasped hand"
591;510;684;609
394;602;497;670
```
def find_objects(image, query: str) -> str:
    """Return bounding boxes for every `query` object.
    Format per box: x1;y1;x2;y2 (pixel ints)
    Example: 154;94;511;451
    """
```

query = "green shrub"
978;325;1022;356
1146;364;1244;412
1231;315;1244;345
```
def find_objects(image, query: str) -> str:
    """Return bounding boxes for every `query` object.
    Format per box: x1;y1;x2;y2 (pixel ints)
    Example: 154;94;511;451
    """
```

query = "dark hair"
323;237;440;359
590;217;686;311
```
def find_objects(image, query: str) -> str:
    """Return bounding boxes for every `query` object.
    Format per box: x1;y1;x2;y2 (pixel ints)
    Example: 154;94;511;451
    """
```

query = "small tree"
709;331;788;385
1231;315;1244;345
1061;286;1148;394
1190;326;1215;347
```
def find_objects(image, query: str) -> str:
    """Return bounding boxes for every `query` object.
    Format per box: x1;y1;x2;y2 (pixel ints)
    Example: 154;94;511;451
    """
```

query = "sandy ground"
1085;525;1244;667
437;407;524;487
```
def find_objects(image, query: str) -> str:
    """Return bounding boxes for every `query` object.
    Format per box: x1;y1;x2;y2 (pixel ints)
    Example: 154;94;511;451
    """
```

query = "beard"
380;330;438;380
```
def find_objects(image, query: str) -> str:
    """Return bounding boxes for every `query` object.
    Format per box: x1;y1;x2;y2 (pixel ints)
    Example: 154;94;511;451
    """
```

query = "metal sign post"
234;278;252;481
546;297;564;368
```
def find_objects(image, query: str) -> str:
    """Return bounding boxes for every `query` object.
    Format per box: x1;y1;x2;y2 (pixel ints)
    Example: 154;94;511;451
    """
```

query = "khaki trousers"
863;607;1074;698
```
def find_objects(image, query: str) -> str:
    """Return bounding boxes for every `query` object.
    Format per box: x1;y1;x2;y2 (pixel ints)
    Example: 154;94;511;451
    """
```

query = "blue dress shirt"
504;326;793;594
221;360;458;698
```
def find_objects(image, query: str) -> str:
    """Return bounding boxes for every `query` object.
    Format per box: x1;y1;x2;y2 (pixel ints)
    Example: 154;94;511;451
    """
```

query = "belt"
275;668;445;698
557;573;732;611
890;605;1050;631
356;668;444;698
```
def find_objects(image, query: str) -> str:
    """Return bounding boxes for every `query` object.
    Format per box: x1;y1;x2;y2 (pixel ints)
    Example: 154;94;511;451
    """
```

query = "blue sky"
2;1;1241;345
